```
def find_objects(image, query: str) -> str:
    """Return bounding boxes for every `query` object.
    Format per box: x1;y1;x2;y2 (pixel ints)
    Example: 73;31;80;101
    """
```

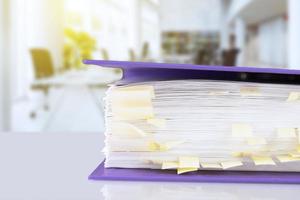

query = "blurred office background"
0;0;299;132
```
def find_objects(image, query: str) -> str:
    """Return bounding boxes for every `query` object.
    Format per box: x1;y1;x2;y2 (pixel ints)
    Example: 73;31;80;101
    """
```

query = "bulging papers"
104;79;300;174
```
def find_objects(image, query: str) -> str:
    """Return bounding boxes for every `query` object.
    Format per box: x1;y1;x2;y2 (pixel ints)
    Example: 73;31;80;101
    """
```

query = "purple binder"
84;60;300;184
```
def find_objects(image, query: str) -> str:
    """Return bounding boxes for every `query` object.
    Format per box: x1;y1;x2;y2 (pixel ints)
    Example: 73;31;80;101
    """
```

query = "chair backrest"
30;48;55;79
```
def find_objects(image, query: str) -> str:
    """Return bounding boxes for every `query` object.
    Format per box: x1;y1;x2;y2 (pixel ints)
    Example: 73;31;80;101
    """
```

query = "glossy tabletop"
1;132;300;200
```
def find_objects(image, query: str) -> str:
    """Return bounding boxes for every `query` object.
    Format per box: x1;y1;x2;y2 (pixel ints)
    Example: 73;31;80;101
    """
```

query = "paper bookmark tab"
111;122;147;138
277;155;300;162
148;140;185;151
112;106;154;120
287;92;300;102
111;90;153;107
178;156;199;168
276;128;297;138
147;118;166;128
160;140;186;151
161;161;178;169
232;123;253;137
148;141;161;151
246;137;267;145
252;156;275;165
288;153;300;158
200;163;222;169
240;86;261;96
221;161;243;169
116;85;155;98
177;168;198;174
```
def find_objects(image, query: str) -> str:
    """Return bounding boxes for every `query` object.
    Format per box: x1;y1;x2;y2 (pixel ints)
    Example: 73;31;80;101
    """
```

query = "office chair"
30;48;55;118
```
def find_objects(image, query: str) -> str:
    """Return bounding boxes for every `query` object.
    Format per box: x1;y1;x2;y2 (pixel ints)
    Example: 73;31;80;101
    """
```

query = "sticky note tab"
112;106;154;120
221;161;243;169
277;155;300;162
297;146;300;153
116;85;155;98
147;118;166;128
246;137;267;145
111;90;153;107
111;122;147;138
276;128;297;138
148;141;161;151
287;92;300;102
232;123;253;137
177;168;198;174
178;156;199;168
252;156;275;165
240;87;261;96
231;152;244;157
288;153;300;158
160;140;186;151
200;163;222;169
161;161;178;169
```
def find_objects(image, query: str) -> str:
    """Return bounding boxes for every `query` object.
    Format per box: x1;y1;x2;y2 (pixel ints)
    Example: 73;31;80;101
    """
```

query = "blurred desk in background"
31;67;121;88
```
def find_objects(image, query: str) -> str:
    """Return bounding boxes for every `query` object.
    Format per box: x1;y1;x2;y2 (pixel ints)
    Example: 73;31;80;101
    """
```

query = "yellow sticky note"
221;161;243;169
288;153;300;158
276;128;297;138
117;85;155;98
162;161;178;169
246;137;267;145
178;156;199;168
147;118;166;128
277;155;300;162
111;90;153;107
160;140;186;151
240;87;261;96
177;168;198;174
111;122;147;138
231;152;244;157
112;106;154;120
200;163;222;169
252;156;275;165
297;146;300;153
148;141;161;151
287;92;300;102
232;123;253;137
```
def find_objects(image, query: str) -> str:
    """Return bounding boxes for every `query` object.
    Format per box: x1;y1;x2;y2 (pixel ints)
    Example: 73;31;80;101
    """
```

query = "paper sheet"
240;87;261;96
111;122;147;138
252;156;275;165
161;161;178;169
246;137;267;145
276;128;297;138
232;123;253;137
221;161;243;169
177;168;198;174
200;163;222;169
277;155;300;162
178;156;199;168
147;118;166;128
287;92;300;102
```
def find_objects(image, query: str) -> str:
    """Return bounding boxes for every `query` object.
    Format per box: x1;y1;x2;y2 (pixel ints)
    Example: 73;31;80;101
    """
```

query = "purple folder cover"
84;60;300;184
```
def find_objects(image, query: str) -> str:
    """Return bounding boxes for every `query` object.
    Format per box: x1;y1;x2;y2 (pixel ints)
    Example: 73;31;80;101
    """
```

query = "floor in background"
12;86;107;132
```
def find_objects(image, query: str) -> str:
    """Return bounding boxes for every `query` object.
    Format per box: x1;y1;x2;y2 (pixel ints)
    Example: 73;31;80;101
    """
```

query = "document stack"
103;79;300;174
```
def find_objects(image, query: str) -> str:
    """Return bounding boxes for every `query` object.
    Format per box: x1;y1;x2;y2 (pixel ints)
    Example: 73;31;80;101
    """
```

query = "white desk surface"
1;132;300;200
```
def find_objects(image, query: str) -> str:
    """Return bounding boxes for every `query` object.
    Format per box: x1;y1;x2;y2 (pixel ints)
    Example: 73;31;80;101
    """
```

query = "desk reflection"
100;181;300;200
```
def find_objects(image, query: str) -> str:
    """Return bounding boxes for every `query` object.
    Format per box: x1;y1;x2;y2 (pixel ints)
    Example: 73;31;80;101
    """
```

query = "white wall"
11;0;64;100
288;0;300;69
258;17;287;67
160;0;222;32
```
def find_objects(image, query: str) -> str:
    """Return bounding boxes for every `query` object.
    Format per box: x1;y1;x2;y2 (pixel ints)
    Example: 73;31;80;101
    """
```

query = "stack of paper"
103;79;300;174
